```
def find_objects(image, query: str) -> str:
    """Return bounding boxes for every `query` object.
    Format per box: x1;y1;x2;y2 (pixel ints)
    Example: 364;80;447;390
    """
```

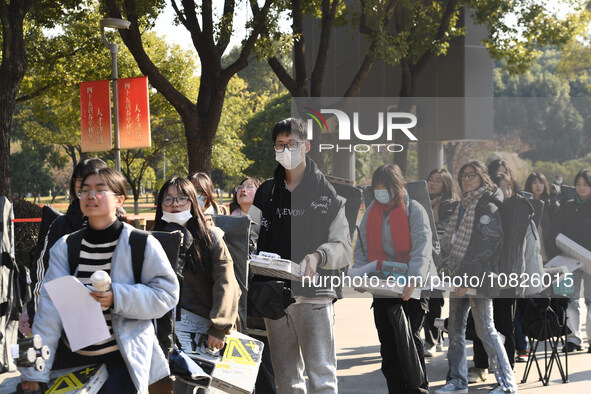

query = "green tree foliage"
531;153;591;186
10;148;54;200
12;11;200;210
212;76;261;180
242;93;291;179
494;48;589;162
222;45;288;97
1;0;98;197
265;1;584;173
103;0;282;175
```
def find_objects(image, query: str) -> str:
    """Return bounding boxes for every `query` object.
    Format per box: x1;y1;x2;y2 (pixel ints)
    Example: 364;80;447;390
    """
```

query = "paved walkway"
335;293;591;393
2;293;589;393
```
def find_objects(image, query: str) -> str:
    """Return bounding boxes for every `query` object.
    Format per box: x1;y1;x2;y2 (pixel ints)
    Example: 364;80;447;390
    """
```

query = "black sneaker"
562;342;582;353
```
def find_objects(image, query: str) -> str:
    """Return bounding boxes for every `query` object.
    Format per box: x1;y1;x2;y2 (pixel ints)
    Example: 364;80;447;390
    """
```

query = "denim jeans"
446;296;517;392
473;298;516;369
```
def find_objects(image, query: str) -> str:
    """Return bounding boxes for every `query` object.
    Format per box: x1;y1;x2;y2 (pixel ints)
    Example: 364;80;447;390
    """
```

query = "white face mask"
161;210;192;226
374;189;391;205
276;148;304;170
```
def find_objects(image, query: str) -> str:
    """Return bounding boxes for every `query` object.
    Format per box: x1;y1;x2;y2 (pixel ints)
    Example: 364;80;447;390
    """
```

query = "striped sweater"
66;219;123;359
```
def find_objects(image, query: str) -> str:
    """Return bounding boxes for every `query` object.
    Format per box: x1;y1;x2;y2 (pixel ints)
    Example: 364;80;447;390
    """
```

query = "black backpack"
519;297;568;340
66;226;183;359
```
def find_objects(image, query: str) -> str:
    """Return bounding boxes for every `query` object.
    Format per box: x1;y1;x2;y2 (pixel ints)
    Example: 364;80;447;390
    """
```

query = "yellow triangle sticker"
46;373;84;393
222;337;256;366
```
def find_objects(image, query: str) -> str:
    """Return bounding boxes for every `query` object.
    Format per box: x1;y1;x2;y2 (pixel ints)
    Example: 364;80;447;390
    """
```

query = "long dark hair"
487;158;521;193
154;177;213;272
230;177;262;213
80;167;127;222
492;172;513;197
70;158;107;201
427;168;458;200
371;164;406;202
524;172;550;200
574;169;591;197
458;160;495;193
188;172;220;212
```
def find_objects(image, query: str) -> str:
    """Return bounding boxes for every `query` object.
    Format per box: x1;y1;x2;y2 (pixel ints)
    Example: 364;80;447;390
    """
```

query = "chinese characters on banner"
118;76;151;149
80;80;112;152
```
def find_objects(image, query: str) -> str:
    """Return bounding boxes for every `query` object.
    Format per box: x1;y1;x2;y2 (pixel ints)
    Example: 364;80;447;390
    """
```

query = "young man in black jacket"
253;118;352;394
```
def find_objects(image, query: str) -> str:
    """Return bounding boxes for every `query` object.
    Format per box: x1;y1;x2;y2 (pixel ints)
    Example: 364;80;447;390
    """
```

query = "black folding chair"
519;297;569;386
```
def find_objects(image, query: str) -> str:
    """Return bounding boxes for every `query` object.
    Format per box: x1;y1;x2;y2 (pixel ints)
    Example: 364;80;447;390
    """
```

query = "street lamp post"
100;18;131;172
163;138;169;181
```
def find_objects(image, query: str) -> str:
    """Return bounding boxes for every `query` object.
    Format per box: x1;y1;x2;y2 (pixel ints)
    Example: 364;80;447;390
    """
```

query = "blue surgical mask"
374;189;391;205
198;195;205;207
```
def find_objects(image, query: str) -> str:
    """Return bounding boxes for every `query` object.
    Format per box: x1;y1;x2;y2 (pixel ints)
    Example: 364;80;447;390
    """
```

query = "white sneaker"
434;383;468;393
424;345;434;357
436;343;443;352
467;367;488;383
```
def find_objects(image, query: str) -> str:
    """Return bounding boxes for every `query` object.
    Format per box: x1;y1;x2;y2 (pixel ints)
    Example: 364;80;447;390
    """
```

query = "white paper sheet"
544;255;583;273
555;233;591;274
44;276;110;352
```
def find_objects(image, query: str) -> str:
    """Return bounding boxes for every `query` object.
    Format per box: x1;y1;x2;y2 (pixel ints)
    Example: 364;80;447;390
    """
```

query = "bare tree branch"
16;83;53;102
310;0;340;97
170;0;188;29
412;0;460;76
215;0;235;53
224;0;274;79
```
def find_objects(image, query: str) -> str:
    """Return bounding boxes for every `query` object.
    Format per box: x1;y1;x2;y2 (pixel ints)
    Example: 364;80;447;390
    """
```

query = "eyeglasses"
162;196;190;207
78;190;117;199
274;141;305;153
236;184;256;192
461;172;478;181
427;178;443;185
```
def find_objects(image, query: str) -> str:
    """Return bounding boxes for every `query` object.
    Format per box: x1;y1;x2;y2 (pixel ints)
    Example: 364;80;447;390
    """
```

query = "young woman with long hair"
423;168;459;357
154;177;240;393
188;172;228;215
20;168;179;393
556;169;591;353
30;158;108;318
524;172;560;260
435;161;517;394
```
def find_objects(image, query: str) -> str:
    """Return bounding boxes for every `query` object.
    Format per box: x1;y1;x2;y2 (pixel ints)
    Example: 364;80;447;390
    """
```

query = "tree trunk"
186;120;214;175
134;191;139;215
0;0;32;198
185;75;228;174
445;142;458;173
0;115;12;197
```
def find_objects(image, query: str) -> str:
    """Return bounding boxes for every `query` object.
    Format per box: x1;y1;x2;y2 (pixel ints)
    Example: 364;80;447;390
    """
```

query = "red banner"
80;80;112;152
118;76;151;149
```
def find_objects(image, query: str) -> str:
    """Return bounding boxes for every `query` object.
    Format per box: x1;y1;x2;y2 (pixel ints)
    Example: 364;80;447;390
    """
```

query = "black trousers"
473;297;516;369
253;334;277;394
372;298;429;394
423;296;444;347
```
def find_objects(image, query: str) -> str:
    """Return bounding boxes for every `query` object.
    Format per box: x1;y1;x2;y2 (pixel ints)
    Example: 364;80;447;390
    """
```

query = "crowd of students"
16;116;591;394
